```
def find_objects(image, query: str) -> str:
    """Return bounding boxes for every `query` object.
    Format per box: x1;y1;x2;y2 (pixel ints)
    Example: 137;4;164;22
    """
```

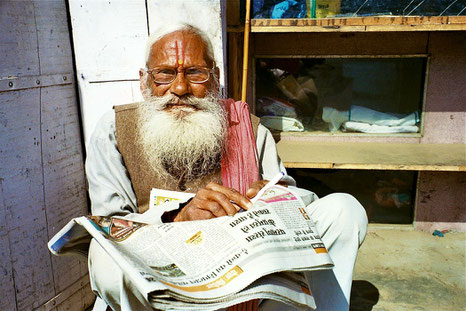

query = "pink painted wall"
415;171;466;232
422;32;466;144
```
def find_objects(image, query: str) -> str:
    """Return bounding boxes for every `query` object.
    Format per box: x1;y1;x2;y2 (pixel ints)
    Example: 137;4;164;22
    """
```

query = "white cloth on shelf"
322;105;419;133
349;105;418;127
342;121;419;133
322;107;350;132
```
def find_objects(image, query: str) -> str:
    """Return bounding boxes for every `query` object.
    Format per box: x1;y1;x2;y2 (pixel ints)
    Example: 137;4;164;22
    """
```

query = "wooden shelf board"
251;16;466;32
276;141;466;171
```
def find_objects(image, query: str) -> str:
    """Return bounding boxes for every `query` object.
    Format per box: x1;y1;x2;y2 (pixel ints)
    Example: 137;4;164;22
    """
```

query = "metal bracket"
0;73;74;92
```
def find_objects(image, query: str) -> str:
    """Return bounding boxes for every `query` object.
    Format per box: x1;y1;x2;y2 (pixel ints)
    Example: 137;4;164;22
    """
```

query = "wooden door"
0;1;94;310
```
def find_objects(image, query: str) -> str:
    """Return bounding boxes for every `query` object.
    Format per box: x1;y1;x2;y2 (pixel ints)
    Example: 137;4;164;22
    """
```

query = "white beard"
137;93;227;183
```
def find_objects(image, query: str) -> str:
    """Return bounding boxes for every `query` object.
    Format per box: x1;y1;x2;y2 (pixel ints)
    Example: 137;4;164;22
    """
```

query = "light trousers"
89;193;368;311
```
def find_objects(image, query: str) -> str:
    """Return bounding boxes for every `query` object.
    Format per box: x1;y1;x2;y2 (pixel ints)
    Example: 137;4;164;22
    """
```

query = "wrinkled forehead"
147;31;213;68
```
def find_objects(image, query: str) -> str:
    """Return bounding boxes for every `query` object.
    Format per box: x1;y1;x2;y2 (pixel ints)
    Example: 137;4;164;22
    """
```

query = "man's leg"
88;239;154;311
306;193;368;310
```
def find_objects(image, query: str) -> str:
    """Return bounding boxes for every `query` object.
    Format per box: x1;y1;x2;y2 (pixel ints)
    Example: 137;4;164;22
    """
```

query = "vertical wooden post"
228;32;243;101
241;0;252;102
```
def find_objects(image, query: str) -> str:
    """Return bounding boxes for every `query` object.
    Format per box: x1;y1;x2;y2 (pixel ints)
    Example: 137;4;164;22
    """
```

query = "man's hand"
173;182;253;222
246;179;288;199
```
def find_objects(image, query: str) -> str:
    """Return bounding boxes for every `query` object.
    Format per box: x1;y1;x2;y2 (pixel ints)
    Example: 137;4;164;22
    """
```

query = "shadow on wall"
350;280;380;311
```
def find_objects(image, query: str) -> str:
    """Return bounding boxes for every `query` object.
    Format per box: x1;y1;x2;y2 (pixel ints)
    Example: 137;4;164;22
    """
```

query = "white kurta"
86;110;367;311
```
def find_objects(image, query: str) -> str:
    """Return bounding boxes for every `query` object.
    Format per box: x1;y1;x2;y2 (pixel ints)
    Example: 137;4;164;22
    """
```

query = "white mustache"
145;93;220;114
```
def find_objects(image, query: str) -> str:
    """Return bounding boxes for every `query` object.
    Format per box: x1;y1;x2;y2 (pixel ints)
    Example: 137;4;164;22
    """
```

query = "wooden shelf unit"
225;3;466;228
251;16;466;32
275;141;466;171
226;10;466;172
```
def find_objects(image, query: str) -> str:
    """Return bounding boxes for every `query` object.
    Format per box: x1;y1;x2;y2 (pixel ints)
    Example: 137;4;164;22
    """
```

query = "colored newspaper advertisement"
48;185;333;310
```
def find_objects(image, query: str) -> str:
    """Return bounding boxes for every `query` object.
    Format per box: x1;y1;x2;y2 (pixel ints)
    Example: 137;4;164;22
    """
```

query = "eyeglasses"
147;66;214;84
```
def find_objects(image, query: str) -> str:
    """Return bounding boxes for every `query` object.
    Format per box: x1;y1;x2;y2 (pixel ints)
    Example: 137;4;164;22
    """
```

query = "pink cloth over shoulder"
220;99;260;196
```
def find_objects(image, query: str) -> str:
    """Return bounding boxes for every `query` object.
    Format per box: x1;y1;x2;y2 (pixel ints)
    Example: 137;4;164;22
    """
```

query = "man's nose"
169;71;191;97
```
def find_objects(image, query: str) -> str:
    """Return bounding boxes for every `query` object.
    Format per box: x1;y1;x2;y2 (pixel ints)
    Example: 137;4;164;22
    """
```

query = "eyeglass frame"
146;65;216;85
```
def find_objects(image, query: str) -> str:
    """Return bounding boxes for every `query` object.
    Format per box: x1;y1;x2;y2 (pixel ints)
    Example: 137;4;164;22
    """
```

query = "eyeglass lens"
151;68;210;84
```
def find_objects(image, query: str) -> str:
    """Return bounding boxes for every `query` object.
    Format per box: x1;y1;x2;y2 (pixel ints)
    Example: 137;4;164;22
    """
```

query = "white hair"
137;93;227;184
144;23;215;69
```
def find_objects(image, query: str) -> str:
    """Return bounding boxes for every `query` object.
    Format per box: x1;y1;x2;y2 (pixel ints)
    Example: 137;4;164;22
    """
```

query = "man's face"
138;30;226;182
145;31;217;109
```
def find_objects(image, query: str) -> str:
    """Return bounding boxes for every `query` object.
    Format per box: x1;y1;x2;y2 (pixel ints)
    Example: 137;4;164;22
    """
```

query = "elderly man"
87;23;367;311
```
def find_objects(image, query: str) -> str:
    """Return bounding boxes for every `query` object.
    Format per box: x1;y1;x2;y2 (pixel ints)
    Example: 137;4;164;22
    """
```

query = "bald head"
145;24;215;67
147;30;214;72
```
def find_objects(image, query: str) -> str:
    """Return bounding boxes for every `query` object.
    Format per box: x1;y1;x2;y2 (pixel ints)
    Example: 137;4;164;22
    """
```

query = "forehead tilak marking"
175;39;185;66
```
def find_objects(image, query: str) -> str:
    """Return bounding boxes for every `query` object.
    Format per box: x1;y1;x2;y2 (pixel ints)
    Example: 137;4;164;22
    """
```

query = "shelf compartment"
254;56;426;135
251;16;466;32
288;168;417;224
276;141;466;171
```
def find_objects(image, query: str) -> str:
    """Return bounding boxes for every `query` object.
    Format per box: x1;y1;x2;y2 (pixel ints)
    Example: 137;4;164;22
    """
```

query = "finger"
198;201;229;217
206;183;252;211
203;189;240;215
246;180;269;198
176;203;215;222
192;188;237;216
231;202;242;212
246;187;259;199
188;208;215;220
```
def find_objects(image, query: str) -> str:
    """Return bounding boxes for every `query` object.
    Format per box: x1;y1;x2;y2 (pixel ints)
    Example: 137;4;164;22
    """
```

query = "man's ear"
139;68;150;100
212;66;220;93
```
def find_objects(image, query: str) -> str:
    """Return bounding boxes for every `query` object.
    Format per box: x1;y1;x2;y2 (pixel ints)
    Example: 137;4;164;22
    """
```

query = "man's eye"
156;69;175;75
186;68;209;82
186;68;204;75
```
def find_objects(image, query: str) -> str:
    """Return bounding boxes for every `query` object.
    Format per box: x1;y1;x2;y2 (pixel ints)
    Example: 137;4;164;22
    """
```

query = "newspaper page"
48;185;333;310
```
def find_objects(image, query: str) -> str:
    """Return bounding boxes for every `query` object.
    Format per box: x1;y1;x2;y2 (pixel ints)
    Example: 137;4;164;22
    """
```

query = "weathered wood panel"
41;274;94;311
35;1;95;308
79;80;142;141
1;1;94;310
0;179;17;311
68;0;148;141
54;275;95;311
41;84;89;295
0;1;40;78
68;0;148;81
35;0;74;75
0;89;55;310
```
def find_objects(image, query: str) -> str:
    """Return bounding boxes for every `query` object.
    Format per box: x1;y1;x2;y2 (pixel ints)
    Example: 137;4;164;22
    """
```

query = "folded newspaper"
48;185;333;310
